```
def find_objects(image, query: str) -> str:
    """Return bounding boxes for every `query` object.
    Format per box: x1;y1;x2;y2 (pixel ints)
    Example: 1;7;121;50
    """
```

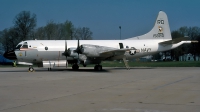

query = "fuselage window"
22;42;28;48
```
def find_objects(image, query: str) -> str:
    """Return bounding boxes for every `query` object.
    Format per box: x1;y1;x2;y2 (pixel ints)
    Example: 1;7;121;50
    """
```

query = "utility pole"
119;26;121;40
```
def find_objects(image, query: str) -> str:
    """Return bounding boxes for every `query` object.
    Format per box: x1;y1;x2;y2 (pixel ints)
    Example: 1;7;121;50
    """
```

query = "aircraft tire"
94;65;102;71
72;64;79;70
48;68;52;71
29;67;34;72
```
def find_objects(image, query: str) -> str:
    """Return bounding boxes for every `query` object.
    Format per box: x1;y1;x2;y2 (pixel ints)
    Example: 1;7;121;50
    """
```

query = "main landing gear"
94;65;102;71
72;63;79;70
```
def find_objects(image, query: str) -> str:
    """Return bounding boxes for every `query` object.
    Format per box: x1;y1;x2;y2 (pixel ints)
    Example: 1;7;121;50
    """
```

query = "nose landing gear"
28;66;35;72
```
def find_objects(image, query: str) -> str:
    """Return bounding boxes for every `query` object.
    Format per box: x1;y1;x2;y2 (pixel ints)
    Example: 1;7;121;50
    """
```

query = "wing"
80;44;136;59
99;48;134;59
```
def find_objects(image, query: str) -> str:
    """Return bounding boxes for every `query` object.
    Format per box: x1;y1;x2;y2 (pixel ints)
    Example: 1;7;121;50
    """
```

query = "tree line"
0;11;93;52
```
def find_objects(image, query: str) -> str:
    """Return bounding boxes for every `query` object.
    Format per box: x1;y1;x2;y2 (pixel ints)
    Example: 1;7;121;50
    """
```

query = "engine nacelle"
67;48;78;58
67;47;87;61
81;45;99;57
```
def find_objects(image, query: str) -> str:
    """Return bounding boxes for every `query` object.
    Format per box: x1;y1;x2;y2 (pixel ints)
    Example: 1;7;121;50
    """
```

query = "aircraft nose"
3;50;17;60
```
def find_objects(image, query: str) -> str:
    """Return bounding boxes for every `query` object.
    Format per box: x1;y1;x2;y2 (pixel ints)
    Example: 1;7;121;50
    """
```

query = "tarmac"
0;67;200;112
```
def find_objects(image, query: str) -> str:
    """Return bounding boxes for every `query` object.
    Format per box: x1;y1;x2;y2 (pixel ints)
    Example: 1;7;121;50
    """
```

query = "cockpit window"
15;44;22;50
22;42;28;48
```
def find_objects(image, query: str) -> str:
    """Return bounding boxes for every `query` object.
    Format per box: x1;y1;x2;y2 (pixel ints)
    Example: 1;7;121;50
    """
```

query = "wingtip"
191;40;198;43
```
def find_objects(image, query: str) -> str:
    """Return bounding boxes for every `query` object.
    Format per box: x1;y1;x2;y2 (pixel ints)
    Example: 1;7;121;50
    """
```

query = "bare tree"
34;27;45;40
186;27;200;61
0;29;9;51
0;28;19;52
74;27;93;40
8;28;19;49
34;21;74;40
64;20;74;40
45;21;59;40
171;30;185;61
13;11;37;41
56;23;65;40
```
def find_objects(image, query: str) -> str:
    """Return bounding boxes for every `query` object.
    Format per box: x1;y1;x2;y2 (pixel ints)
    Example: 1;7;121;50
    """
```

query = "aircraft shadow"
111;67;155;70
0;68;110;73
0;67;154;73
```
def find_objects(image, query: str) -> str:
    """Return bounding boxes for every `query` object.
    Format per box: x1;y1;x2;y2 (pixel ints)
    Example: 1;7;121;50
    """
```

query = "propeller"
75;39;82;64
61;40;69;68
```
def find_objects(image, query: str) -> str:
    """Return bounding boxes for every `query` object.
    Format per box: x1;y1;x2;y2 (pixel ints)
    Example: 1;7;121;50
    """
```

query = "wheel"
98;65;102;71
48;68;52;71
72;64;79;70
29;67;34;72
94;65;102;71
94;65;97;70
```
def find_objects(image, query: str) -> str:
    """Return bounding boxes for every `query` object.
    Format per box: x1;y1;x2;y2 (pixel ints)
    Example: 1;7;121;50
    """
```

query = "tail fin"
127;11;172;40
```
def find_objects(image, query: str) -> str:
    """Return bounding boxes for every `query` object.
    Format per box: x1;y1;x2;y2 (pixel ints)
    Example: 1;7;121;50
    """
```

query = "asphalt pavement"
0;67;200;112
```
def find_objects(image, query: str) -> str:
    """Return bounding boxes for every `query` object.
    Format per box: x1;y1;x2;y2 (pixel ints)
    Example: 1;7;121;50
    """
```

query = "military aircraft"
4;11;198;71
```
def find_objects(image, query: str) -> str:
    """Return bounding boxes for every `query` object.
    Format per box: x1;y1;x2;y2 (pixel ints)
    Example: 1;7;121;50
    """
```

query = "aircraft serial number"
153;33;164;38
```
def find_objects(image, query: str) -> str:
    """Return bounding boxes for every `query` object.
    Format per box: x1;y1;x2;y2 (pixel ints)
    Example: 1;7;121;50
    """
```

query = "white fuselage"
14;39;188;64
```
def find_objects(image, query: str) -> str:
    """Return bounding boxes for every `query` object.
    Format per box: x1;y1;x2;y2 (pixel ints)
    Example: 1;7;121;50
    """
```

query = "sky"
0;0;200;40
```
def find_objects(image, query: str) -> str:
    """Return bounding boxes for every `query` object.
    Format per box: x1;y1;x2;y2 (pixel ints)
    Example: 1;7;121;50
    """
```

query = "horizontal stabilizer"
159;37;190;45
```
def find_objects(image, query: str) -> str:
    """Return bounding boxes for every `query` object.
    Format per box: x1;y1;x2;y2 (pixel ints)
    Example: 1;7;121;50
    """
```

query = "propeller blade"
77;54;80;64
63;40;69;56
65;40;67;53
77;39;80;48
76;39;81;64
76;39;82;54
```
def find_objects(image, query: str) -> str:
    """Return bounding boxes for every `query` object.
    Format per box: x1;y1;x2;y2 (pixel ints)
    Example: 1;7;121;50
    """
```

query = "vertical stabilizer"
127;11;172;40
